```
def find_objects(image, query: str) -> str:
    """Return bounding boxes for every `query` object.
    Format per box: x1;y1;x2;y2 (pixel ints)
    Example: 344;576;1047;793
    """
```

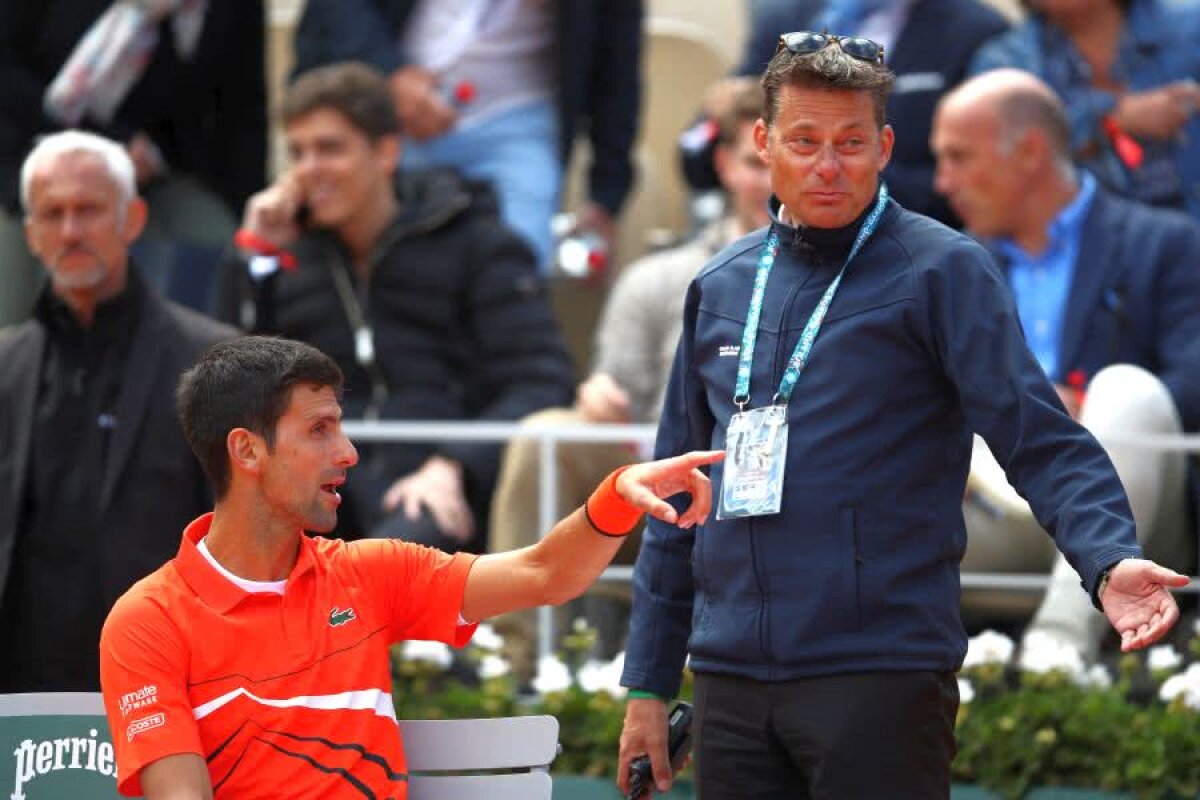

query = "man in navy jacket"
618;34;1187;800
932;69;1200;661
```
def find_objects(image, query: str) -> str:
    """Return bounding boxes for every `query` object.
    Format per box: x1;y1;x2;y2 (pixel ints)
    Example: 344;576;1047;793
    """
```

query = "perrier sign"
0;693;126;799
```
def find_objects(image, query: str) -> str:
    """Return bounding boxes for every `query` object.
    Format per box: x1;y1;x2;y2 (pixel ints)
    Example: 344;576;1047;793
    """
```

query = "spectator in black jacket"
215;63;576;554
0;130;237;691
0;1;267;324
291;0;642;272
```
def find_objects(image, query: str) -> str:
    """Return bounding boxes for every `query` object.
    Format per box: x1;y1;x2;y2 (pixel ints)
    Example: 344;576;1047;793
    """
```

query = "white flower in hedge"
1159;663;1200;710
1147;644;1183;672
1083;664;1113;689
479;654;510;680
958;678;975;705
578;652;627;697
580;662;628;695
1018;630;1085;677
963;630;1015;669
533;654;572;694
401;640;452;669
472;623;503;652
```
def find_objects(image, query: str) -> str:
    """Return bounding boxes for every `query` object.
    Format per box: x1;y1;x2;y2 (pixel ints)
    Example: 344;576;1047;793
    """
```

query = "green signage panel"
0;711;128;799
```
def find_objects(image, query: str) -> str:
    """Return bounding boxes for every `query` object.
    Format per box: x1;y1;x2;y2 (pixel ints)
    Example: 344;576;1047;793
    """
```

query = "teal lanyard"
733;184;889;410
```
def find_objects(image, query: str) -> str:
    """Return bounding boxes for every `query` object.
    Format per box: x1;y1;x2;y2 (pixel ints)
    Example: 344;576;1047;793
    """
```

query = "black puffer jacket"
216;169;575;517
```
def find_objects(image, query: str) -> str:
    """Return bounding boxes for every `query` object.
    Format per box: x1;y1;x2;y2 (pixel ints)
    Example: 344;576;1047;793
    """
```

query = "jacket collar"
767;184;886;265
33;264;145;348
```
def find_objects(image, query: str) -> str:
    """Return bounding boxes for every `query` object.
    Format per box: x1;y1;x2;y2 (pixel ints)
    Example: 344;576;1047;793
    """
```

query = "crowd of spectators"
1;0;1198;695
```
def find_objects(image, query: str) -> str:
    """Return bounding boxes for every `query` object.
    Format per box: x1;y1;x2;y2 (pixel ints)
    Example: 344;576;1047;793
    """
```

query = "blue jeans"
402;100;561;272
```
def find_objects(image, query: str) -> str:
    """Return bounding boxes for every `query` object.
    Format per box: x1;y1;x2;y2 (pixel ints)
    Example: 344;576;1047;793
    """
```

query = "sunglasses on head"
776;31;885;65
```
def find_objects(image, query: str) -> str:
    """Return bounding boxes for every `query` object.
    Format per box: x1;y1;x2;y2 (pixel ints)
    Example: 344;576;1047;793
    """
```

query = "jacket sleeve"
0;4;47;128
923;240;1141;599
438;222;576;496
581;0;643;215
1148;216;1200;431
0;4;55;209
293;0;408;78
206;1;267;212
620;279;713;698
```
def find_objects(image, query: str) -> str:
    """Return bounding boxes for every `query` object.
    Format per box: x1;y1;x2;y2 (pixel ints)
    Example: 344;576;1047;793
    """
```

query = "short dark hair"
761;41;894;129
282;62;400;140
177;336;344;498
716;80;766;146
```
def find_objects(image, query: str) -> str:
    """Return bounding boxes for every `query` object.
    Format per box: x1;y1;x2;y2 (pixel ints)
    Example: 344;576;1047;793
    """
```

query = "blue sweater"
621;194;1141;697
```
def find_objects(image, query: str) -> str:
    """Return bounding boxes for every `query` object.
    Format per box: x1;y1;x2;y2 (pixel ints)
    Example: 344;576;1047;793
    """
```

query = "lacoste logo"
126;713;165;742
329;606;356;627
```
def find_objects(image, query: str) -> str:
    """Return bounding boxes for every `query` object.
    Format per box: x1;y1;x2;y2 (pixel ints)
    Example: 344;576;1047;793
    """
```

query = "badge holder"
718;403;788;519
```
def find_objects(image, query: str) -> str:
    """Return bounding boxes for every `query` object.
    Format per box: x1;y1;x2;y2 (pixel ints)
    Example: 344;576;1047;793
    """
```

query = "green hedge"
392;621;1200;800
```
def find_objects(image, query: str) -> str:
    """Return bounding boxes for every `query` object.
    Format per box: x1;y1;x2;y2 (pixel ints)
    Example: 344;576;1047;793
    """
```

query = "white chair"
402;715;560;800
638;17;732;237
0;692;559;800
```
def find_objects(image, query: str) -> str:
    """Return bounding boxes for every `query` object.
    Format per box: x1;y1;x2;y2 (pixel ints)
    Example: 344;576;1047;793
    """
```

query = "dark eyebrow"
787;120;870;133
305;408;343;425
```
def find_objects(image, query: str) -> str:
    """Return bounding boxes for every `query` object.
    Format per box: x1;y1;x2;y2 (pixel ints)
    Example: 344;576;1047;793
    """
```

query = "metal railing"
341;420;1200;661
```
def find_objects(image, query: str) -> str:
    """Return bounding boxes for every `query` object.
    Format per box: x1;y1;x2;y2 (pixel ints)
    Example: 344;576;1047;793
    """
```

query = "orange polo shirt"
100;514;478;799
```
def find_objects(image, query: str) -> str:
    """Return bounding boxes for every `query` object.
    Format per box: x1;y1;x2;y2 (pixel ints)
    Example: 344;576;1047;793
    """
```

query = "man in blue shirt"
931;68;1200;661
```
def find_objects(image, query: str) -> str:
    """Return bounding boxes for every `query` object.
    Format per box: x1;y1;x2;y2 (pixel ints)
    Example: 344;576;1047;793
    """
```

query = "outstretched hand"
615;451;723;529
1101;558;1190;652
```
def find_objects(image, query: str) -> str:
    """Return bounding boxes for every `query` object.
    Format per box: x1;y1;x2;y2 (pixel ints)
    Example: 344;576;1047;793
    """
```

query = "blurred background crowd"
1;0;1198;696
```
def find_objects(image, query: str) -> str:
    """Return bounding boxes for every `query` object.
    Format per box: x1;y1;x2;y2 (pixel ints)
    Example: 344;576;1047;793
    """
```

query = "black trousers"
693;670;959;800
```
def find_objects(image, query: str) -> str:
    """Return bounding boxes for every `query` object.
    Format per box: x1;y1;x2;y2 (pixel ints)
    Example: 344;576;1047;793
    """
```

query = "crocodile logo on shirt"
329;606;356;627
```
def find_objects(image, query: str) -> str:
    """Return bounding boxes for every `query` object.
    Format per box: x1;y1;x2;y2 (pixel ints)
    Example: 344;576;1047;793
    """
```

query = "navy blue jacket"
739;0;1008;226
986;188;1200;428
292;0;642;216
984;187;1200;530
621;192;1140;697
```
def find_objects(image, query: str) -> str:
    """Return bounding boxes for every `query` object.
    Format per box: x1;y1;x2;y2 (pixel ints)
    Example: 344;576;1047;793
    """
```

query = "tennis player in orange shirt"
100;335;720;800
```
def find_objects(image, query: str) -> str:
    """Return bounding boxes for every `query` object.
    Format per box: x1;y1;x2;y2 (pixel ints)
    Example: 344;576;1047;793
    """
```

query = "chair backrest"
0;693;558;800
0;692;124;799
638;17;732;236
647;0;747;69
400;716;560;800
